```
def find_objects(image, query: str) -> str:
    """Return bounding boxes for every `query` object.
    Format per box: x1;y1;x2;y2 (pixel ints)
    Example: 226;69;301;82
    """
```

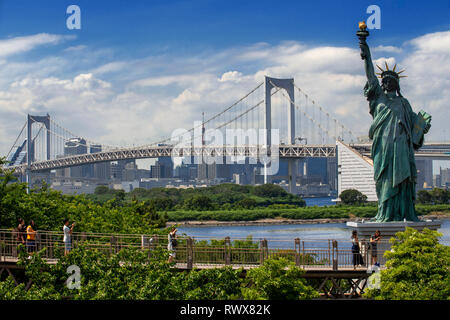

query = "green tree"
430;188;449;204
182;267;243;300
94;185;110;195
365;227;450;300
235;197;257;209
339;189;367;205
251;184;288;198
417;190;433;204
242;258;318;300
184;195;214;211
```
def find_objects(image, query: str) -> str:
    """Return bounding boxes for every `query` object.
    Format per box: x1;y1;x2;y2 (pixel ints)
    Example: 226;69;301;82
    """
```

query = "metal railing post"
224;236;231;265
302;240;305;265
110;236;116;255
294;238;300;266
187;237;194;269
328;239;331;268
332;240;338;271
260;238;268;265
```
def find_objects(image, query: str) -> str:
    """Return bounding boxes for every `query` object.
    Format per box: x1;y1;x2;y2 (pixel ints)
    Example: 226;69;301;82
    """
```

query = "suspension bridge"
3;76;450;194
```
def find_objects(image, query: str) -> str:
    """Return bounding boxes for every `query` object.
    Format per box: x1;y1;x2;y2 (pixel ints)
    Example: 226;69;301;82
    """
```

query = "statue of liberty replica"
357;22;432;222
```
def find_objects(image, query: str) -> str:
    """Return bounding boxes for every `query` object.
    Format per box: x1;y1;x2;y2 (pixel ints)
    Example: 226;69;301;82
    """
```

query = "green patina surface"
359;34;431;222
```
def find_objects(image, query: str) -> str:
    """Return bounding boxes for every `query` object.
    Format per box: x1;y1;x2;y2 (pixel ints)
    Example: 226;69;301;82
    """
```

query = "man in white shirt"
167;227;177;263
63;218;76;256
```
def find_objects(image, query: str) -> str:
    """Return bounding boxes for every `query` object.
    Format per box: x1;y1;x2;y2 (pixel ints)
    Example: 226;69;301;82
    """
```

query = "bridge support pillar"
288;159;298;194
264;76;295;186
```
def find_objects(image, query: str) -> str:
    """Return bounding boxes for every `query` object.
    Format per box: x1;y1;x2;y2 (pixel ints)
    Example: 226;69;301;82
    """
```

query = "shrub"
339;189;367;205
364;227;450;300
242;258;318;300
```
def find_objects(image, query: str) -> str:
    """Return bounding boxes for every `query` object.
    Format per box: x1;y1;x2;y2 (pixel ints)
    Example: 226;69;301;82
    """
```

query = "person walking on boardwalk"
167;227;178;263
26;220;37;253
351;230;364;269
63;219;76;256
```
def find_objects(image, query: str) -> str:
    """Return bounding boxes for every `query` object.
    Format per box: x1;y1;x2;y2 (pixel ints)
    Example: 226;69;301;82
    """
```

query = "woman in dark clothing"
16;218;26;245
351;230;364;269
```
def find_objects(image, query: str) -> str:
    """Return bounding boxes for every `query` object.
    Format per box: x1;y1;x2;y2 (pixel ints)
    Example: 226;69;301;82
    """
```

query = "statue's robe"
364;80;423;222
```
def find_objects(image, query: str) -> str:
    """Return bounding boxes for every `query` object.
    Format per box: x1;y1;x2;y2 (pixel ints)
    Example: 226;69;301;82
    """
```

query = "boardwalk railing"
0;229;388;269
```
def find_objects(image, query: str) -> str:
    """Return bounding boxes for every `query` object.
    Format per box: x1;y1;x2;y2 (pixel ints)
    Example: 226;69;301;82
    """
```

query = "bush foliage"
364;227;450;300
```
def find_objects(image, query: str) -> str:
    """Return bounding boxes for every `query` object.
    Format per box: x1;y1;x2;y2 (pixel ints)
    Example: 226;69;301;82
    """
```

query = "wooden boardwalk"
0;229;384;298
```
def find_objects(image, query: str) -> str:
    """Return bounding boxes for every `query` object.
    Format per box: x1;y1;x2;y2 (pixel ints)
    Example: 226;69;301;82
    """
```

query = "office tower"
151;157;174;179
440;167;450;187
64;138;87;178
327;157;337;191
416;159;433;190
111;159;135;181
90;144;111;181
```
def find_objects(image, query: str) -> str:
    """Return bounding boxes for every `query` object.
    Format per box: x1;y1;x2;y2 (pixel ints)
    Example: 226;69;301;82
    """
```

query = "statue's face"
382;77;398;92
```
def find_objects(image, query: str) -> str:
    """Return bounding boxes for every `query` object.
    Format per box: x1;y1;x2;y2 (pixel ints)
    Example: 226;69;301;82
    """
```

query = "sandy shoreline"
167;214;449;227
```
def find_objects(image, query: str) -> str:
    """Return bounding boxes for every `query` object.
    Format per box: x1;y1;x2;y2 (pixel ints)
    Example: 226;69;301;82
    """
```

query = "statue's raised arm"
357;22;377;86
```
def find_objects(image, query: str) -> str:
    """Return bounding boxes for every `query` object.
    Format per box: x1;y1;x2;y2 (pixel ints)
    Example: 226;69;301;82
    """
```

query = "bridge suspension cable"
293;84;356;142
5;121;27;161
268;80;355;143
142;82;265;147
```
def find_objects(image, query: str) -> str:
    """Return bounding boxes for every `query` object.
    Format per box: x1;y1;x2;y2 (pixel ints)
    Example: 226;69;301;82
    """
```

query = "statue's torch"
356;21;369;44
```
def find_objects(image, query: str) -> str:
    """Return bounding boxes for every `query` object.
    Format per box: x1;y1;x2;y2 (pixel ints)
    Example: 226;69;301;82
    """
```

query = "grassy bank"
166;204;450;222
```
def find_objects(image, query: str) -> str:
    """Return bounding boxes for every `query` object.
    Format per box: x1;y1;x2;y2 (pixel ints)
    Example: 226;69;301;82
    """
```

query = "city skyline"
0;0;449;173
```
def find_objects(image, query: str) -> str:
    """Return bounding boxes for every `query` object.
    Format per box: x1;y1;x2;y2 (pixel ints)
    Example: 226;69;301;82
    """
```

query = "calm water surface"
178;220;450;249
177;197;449;248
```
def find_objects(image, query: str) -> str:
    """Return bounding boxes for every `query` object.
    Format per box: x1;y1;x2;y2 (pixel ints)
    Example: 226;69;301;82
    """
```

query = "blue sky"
0;0;449;171
1;0;449;56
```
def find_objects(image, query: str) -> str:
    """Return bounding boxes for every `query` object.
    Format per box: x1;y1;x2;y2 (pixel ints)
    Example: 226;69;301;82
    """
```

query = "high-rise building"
122;161;138;181
64;138;88;178
433;174;441;188
327;157;337;192
111;159;135;181
416;159;433;190
89;145;111;181
151;157;174;179
440;167;450;187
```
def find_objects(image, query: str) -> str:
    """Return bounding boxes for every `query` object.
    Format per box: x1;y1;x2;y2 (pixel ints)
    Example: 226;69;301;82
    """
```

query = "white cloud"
372;45;402;54
1;30;449;158
0;33;74;58
131;73;211;87
219;71;243;82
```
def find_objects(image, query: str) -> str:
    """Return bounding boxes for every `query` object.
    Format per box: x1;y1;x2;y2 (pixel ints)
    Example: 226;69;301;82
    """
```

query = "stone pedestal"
346;220;442;266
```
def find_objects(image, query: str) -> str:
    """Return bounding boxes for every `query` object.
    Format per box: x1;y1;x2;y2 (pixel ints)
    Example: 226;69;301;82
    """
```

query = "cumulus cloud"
372;45;402;54
0;30;449;157
219;71;243;82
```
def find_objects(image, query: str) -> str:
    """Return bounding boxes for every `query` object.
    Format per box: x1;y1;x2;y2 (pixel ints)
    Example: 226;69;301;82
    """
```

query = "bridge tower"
26;114;51;186
264;76;297;194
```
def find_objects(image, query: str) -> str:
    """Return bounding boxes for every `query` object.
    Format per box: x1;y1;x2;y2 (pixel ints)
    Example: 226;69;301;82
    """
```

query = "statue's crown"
376;62;407;81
